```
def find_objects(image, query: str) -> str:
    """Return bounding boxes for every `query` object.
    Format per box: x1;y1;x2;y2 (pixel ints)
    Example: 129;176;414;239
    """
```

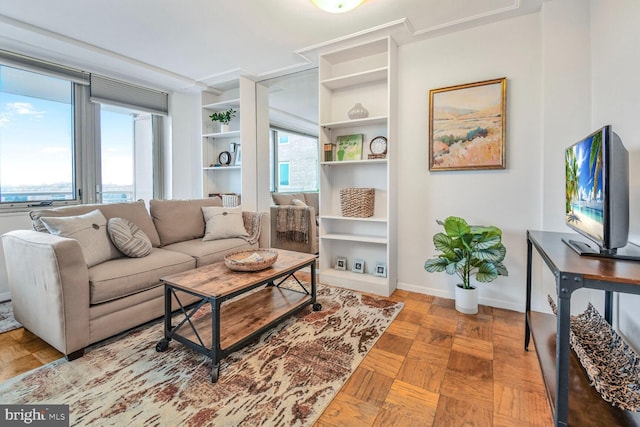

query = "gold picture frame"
429;77;507;171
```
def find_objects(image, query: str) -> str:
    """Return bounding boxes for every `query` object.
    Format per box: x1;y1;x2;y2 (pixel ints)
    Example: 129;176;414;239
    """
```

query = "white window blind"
90;74;168;115
0;49;89;85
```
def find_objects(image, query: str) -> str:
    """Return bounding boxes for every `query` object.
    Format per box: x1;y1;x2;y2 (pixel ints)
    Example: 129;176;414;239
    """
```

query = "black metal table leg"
311;260;321;311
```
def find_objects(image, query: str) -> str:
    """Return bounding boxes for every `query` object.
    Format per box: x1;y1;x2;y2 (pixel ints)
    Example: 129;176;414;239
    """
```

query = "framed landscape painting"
429;77;507;171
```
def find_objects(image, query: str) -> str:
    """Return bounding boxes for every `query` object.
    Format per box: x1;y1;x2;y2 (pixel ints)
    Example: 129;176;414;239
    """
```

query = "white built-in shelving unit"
318;36;397;297
201;89;242;200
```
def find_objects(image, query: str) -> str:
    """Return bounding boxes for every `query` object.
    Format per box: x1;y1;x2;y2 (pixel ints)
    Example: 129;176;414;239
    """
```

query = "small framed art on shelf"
373;263;387;278
336;134;363;161
352;259;365;274
335;257;347;271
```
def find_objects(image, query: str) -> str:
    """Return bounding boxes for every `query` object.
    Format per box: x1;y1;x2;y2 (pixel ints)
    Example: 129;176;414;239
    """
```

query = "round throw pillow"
107;217;152;258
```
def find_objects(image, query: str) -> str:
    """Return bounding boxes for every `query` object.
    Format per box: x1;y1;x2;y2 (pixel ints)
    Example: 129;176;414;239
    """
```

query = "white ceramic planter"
455;284;478;314
220;124;230;133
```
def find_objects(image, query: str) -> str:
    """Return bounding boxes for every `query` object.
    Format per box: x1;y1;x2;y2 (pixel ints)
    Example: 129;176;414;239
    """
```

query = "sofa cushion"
30;200;161;247
291;198;307;207
303;192;320;216
88;248;196;305
40;210;121;267
202;206;248;241
271;193;305;206
163;238;255;268
107;217;152;258
150;198;222;246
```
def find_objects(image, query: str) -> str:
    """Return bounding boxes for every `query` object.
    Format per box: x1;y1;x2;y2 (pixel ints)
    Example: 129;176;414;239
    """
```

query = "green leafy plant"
209;108;236;124
424;216;508;289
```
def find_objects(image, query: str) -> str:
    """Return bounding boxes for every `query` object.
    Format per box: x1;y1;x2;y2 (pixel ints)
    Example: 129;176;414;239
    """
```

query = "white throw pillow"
202;206;249;241
291;199;307;207
40;209;121;267
107;217;152;258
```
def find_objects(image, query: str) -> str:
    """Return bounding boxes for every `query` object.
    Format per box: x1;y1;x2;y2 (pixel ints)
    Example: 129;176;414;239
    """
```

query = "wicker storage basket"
340;188;375;218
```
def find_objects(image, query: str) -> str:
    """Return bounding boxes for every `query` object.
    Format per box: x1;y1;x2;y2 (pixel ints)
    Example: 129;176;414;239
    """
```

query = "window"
0;52;167;210
271;128;318;192
0;65;76;204
100;106;153;204
279;162;290;187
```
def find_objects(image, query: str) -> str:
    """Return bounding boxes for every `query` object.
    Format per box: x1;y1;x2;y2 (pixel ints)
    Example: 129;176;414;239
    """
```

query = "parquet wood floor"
0;282;553;426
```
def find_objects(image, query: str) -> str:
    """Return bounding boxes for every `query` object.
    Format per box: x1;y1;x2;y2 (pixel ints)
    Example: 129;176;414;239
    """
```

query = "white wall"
590;0;640;350
169;91;202;199
396;13;543;312
539;0;594;314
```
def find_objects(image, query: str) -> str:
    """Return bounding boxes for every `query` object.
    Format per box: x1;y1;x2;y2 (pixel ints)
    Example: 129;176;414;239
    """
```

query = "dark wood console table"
525;230;640;427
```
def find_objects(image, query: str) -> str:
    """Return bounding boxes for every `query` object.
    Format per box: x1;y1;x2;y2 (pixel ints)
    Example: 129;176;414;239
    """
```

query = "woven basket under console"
340;188;374;218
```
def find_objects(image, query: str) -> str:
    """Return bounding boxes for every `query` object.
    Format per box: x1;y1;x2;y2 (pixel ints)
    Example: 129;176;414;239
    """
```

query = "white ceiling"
0;0;544;92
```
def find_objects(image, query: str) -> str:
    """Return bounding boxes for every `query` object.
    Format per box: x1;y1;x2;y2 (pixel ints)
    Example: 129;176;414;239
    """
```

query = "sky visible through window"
0;85;134;202
0;92;73;188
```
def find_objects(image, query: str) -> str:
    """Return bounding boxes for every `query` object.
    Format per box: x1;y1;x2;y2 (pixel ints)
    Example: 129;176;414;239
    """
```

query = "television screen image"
563;125;640;260
565;131;605;242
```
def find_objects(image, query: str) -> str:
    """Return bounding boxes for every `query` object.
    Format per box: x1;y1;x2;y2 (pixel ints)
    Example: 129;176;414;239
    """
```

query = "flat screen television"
563;125;640;260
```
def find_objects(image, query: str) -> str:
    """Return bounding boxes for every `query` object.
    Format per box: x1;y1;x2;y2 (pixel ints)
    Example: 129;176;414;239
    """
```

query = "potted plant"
424;216;508;314
209;108;236;132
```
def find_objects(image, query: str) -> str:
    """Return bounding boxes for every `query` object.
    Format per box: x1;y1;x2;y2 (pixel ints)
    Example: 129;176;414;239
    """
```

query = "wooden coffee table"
155;249;320;382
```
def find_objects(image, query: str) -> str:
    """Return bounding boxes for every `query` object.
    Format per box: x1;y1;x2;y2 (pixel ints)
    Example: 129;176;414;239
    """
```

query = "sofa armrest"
2;230;90;357
269;206;318;254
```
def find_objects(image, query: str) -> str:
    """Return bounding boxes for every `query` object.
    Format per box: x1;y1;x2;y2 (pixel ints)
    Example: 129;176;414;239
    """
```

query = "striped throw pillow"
107;217;152;258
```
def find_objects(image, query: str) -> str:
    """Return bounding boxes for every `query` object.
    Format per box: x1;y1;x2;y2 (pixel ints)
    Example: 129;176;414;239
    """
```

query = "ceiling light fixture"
311;0;366;13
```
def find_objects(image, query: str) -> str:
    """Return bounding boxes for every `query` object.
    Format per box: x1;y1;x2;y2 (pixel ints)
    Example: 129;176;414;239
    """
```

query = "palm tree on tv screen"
566;148;579;215
590;132;603;200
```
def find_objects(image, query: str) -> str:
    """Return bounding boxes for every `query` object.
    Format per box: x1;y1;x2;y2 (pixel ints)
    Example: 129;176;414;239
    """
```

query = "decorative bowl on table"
224;249;278;271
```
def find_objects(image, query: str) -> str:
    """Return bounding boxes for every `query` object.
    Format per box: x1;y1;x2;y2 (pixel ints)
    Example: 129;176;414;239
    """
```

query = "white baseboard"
397;281;523;313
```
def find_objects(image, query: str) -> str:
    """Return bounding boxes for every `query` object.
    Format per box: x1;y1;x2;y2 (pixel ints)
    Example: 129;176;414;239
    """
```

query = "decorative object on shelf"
234;145;242;165
429;77;507;171
323;143;335;162
224;249;278;272
368;136;387;159
352;258;365;274
424;216;508;314
547;296;640;412
340;187;374;218
347;102;369;120
209;108;236;133
312;0;365;13
373;263;387;278
230;142;237;153
218;151;231;166
336;134;363;161
222;193;241;208
335;257;347;270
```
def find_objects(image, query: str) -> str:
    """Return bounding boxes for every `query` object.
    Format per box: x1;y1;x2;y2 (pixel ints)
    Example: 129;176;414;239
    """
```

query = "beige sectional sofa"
1;199;267;360
270;192;318;254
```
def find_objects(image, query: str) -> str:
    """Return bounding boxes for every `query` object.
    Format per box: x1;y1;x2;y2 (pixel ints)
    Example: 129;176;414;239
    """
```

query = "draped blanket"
241;211;265;245
275;206;309;243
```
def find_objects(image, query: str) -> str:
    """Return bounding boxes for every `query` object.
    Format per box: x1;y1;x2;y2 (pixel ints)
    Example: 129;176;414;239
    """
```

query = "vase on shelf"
348;103;369;120
220;124;230;133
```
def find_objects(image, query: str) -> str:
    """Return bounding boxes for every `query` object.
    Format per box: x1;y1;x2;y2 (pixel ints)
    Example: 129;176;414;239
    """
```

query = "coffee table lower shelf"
179;287;312;350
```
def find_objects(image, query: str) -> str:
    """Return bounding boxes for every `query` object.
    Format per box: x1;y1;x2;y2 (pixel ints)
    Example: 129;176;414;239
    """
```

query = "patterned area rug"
0;284;403;426
0;300;22;334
